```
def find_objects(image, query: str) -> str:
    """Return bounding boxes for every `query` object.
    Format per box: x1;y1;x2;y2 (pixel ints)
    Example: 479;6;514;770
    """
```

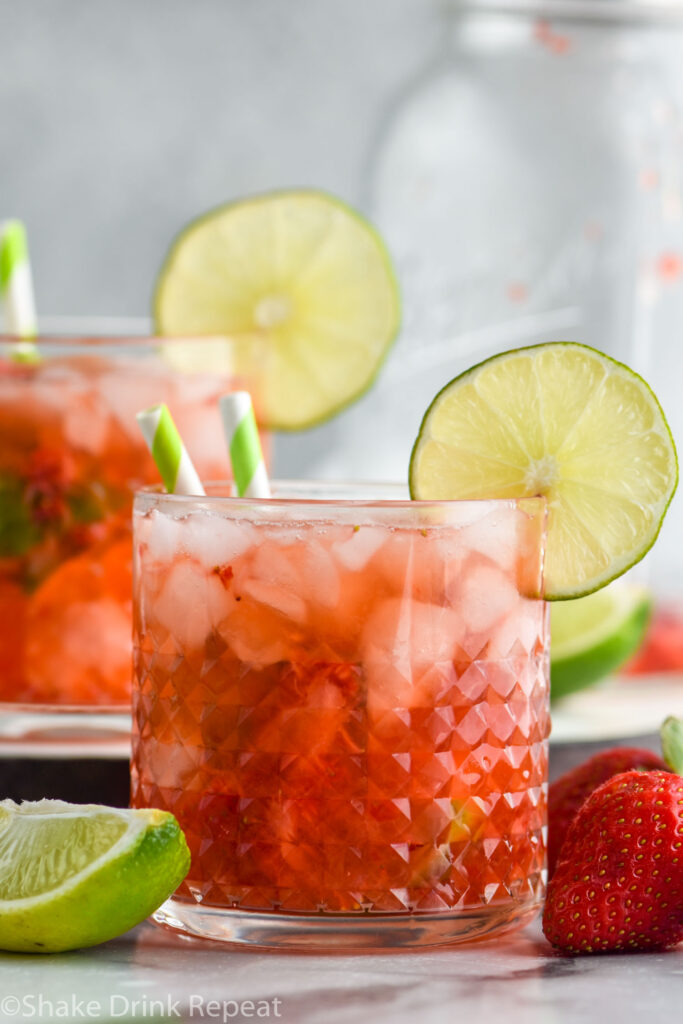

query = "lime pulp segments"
153;191;401;430
0;800;190;953
409;343;678;599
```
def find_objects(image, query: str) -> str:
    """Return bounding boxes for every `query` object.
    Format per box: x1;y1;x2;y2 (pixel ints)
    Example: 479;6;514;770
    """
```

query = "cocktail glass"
131;482;549;950
0;334;265;753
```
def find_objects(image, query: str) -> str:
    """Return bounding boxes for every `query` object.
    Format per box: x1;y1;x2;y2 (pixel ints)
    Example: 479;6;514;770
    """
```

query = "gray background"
2;0;437;318
2;0;442;476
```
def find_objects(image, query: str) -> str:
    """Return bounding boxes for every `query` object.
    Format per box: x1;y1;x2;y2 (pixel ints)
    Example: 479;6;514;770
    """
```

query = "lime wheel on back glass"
153;191;401;430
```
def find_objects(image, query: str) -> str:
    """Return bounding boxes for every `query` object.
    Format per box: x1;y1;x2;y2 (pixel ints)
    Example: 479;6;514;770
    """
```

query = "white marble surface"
0;918;680;1023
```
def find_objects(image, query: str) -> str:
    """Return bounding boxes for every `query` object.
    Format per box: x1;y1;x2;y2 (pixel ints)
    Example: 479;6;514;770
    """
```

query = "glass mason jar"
0;334;266;751
131;482;549;950
362;0;683;668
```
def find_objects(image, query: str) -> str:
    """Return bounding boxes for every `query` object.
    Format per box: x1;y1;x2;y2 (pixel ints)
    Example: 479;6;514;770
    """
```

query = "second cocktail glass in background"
0;328;267;754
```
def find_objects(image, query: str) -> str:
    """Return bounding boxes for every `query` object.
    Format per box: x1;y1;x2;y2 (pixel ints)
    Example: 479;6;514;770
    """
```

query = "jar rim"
447;0;683;21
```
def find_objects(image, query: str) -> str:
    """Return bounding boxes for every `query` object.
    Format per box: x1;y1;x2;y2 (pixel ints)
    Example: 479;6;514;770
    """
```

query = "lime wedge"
550;583;652;700
153;191;401;430
0;800;189;952
409;343;678;599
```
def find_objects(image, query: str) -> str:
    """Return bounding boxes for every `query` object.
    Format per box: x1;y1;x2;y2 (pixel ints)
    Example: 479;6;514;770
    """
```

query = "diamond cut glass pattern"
131;486;549;945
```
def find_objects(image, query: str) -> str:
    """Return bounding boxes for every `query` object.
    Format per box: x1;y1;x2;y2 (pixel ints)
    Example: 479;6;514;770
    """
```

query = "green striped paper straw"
219;391;271;498
136;404;205;496
0;220;38;351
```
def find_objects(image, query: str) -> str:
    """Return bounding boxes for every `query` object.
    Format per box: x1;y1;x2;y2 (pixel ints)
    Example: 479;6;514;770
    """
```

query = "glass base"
0;705;131;758
153;897;542;951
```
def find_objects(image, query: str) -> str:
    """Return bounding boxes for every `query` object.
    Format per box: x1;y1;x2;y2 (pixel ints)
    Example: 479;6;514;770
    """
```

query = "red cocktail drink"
131;483;549;948
0;336;258;714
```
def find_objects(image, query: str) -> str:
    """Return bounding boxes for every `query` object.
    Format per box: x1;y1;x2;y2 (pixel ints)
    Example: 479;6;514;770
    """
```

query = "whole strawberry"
548;747;667;877
543;769;683;953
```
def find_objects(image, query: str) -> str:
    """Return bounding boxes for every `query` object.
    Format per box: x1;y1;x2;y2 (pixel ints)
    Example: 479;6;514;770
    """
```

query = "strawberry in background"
544;717;683;953
548;747;667;877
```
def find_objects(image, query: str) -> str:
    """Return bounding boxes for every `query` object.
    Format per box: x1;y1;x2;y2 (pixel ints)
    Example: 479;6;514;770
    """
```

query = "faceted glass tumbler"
131;483;550;950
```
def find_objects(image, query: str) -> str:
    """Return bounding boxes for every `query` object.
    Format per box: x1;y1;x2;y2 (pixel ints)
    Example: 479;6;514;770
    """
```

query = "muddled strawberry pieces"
131;506;549;914
23;535;133;705
0;352;231;706
0;581;27;702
